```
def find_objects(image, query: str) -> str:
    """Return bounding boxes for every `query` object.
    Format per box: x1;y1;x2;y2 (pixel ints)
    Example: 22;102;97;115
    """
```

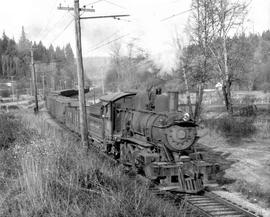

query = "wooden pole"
42;73;45;100
10;76;15;102
31;48;39;112
74;0;88;145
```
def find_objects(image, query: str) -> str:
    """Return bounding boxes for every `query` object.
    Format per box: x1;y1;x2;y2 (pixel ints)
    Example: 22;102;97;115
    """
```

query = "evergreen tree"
1;32;9;54
48;44;55;61
34;41;49;63
18;26;31;52
64;43;76;84
65;43;75;64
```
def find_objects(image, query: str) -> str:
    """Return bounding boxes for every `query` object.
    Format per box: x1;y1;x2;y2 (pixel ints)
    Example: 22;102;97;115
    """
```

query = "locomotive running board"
121;137;152;148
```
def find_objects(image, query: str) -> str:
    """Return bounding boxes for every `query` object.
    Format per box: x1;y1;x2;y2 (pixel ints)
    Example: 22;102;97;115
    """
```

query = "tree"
181;0;216;121
18;26;31;52
1;32;8;53
210;0;248;115
64;43;76;84
48;44;55;60
105;40;161;92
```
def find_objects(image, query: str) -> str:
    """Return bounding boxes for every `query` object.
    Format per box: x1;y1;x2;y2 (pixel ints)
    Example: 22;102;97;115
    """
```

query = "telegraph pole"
58;1;94;146
58;1;129;147
10;76;15;102
74;0;89;145
41;73;45;100
31;48;39;113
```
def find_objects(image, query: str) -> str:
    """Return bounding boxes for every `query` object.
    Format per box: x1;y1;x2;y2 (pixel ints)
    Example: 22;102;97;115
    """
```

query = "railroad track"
44;110;263;217
152;189;262;217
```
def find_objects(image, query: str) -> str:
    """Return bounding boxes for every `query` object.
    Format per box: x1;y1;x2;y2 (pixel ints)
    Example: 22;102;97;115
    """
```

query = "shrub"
0;114;20;149
241;94;255;105
232;180;270;207
0;89;10;98
204;116;257;139
261;82;270;93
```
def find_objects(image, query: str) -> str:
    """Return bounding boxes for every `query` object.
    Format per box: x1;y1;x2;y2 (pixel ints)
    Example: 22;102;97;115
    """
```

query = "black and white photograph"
0;0;270;216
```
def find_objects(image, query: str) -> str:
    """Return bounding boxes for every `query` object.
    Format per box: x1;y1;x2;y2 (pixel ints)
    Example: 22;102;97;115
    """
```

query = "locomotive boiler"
46;89;218;193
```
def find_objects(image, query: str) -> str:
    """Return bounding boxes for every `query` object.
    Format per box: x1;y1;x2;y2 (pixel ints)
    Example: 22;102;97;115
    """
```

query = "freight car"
46;89;218;193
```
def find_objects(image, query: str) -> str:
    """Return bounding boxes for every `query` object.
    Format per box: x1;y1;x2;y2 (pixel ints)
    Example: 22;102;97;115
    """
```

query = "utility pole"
41;73;45;100
31;48;39;113
10;76;15;102
74;0;89;145
58;1;94;146
58;1;129;147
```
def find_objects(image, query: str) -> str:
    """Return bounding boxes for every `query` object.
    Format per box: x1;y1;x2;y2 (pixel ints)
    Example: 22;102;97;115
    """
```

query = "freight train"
46;89;218;193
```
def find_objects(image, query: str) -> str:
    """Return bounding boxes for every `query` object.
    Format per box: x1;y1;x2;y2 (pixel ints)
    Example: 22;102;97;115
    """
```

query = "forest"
0;27;77;92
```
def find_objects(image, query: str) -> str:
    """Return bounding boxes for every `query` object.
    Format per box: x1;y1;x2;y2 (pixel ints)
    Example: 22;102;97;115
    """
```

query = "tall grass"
203;116;257;144
0;111;185;217
231;180;270;207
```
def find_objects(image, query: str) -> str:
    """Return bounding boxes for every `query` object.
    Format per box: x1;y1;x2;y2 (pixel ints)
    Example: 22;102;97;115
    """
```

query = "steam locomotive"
46;89;218;193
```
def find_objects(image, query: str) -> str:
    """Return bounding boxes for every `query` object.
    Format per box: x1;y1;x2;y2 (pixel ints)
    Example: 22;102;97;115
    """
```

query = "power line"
41;13;69;42
80;14;129;19
103;0;127;10
88;8;193;52
84;0;104;7
37;0;63;41
160;8;193;22
90;30;121;48
90;33;130;51
49;18;74;44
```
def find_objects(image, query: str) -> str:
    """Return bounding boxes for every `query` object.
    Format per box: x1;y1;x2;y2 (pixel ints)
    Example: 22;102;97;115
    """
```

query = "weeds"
203;116;257;144
0;111;185;217
231;180;270;207
0;113;21;149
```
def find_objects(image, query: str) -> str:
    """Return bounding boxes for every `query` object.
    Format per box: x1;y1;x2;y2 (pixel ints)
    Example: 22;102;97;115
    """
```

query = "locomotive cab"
99;92;136;139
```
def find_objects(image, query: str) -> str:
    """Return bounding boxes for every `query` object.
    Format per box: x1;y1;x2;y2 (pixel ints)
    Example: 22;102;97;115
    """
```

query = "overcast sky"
0;0;269;70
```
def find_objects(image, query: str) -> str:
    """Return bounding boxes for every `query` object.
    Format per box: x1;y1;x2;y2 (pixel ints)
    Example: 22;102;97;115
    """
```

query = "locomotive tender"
46;89;217;193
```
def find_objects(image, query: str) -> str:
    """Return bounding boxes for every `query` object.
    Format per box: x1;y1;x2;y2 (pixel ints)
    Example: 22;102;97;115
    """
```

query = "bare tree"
106;40;161;92
210;0;248;115
181;0;216;121
174;32;194;118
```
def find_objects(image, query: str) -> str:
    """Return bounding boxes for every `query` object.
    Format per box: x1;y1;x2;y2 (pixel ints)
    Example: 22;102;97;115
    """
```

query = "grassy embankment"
0;111;186;217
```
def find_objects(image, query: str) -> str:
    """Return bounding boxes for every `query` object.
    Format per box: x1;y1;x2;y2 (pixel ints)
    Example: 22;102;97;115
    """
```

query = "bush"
0;89;10;97
204;116;257;139
0;114;21;149
261;82;270;93
232;180;270;207
241;94;256;105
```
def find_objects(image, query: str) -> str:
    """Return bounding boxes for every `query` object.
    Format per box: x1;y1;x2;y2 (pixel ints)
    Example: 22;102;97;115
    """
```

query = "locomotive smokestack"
168;91;179;112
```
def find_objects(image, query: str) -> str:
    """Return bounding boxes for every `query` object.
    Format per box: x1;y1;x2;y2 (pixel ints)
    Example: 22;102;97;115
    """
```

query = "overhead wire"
87;8;193;53
84;0;104;7
160;9;193;22
90;30;121;48
90;33;130;51
49;18;74;45
103;0;127;10
36;0;65;42
37;3;58;40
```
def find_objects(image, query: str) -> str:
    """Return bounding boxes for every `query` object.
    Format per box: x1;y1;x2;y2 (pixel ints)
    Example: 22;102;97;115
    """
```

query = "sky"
0;0;269;71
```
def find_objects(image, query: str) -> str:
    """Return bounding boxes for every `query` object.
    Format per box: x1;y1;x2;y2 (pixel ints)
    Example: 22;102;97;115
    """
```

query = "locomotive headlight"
183;112;190;121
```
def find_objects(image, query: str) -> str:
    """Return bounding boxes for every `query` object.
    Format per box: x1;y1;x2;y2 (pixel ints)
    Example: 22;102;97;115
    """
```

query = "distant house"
215;82;222;91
